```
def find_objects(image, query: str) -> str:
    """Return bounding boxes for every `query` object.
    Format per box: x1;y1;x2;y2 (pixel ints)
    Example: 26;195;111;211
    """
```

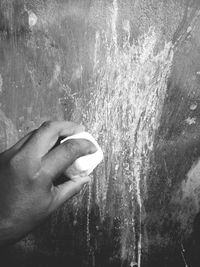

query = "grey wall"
1;0;200;266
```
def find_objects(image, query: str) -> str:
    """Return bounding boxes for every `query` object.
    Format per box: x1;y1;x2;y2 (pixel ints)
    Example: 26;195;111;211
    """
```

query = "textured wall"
1;0;200;266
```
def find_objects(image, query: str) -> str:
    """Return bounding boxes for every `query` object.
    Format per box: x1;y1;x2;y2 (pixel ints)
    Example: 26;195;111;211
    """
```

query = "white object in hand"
61;132;103;179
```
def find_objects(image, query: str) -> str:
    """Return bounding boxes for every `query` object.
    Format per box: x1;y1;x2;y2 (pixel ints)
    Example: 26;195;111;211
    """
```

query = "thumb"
51;176;91;210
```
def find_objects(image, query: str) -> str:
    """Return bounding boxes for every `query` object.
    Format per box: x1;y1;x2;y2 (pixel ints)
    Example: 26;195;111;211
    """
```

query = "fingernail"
81;176;91;184
78;140;97;155
88;143;97;154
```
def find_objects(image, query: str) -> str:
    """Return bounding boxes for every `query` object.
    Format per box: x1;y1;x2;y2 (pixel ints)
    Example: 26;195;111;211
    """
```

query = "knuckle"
40;120;54;130
9;153;21;169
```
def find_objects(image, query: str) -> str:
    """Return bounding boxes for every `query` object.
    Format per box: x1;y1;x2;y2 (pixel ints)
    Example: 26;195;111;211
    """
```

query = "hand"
0;121;96;245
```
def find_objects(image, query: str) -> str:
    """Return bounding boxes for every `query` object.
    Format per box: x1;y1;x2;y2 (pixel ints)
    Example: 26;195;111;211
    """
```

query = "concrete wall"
1;0;200;266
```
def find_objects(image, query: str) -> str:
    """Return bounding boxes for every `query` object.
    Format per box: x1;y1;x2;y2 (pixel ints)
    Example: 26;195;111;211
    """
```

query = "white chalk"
61;132;103;179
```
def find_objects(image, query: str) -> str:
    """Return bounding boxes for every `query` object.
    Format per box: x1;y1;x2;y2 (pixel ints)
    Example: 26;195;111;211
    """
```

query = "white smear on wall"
72;1;174;265
49;64;61;88
110;0;118;52
0;109;18;149
28;12;38;27
94;31;100;68
0;74;3;94
190;103;197;110
185;117;196;125
70;65;83;84
182;158;200;209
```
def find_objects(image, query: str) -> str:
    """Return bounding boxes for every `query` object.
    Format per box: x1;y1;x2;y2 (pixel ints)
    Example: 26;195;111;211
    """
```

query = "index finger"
24;121;85;158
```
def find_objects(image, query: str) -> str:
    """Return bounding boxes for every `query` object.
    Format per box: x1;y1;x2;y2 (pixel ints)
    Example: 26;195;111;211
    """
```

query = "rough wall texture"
1;0;200;266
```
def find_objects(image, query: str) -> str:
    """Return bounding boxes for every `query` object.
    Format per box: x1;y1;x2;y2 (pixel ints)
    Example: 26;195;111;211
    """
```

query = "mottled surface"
1;0;200;266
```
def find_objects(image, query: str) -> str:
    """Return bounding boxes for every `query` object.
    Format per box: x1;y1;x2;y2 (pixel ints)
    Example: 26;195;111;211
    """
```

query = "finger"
51;176;91;210
41;139;97;182
23;121;85;158
3;130;36;158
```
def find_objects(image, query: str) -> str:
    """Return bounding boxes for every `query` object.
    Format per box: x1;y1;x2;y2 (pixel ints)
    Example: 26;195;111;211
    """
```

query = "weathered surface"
1;0;200;266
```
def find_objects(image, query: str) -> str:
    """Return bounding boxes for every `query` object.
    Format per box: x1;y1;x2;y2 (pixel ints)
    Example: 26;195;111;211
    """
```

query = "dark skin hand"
0;121;97;246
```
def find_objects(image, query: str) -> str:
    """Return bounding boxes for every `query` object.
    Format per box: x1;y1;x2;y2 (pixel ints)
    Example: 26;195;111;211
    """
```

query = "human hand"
0;121;96;245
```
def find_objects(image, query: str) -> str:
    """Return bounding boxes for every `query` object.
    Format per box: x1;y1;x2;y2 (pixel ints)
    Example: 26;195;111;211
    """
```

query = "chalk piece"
61;132;103;179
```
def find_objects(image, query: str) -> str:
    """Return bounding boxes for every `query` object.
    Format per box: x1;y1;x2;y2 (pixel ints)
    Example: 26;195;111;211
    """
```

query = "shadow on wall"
145;75;200;266
184;212;200;267
0;9;9;35
0;203;125;267
0;1;30;38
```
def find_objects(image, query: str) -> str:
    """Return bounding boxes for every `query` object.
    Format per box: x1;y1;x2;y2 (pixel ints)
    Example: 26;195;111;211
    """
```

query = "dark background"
1;0;200;266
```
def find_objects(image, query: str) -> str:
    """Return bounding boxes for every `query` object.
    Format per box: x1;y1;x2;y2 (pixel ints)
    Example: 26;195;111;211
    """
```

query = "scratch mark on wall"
110;0;118;53
0;109;18;150
94;31;100;68
174;9;200;49
0;74;3;94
